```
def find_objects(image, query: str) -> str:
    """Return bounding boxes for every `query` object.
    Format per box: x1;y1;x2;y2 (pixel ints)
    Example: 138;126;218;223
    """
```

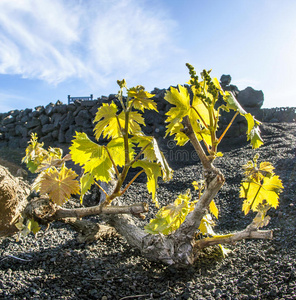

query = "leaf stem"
217;111;239;144
191;106;208;129
103;146;120;178
120;170;145;196
130;141;152;166
94;181;108;197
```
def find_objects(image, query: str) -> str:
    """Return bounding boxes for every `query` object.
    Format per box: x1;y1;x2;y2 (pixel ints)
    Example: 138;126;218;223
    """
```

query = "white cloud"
0;0;178;88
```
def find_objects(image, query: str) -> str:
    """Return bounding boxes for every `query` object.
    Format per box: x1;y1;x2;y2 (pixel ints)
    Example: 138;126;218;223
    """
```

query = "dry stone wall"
0;87;295;149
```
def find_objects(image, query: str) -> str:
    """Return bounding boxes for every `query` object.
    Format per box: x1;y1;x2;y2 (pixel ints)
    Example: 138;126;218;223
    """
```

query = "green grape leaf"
107;137;135;167
224;92;263;149
165;85;190;142
93;102;121;140
33;166;80;206
133;160;162;207
168;122;189;146
144;190;195;234
27;219;41;235
127;88;158;112
80;172;95;203
165;84;190;122
118;110;145;135
69;132;114;182
165;84;214;147
243;157;275;181
131;135;173;182
22;133;49;173
240;175;283;215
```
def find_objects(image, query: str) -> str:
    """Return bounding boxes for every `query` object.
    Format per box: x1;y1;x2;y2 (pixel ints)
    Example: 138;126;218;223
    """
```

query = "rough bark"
23;197;148;224
62;218;118;243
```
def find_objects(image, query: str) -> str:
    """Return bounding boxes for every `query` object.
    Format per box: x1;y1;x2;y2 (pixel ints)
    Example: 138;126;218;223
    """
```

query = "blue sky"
0;0;295;112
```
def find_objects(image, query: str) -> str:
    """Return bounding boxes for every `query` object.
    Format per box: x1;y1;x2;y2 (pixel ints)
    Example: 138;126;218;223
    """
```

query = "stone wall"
0;87;295;149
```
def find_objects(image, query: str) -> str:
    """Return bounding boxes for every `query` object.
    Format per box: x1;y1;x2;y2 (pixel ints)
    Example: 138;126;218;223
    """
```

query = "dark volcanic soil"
0;123;296;300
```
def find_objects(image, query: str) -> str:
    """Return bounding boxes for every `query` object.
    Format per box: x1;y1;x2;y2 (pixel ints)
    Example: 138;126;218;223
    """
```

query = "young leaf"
133;160;162;207
118;110;145;135
131;135;173;181
22;133;48;173
198;214;216;236
224;92;263;149
93;102;122;140
107;137;135;167
209;200;219;219
127;87;158;112
165;85;193;145
80;172;95;203
27;219;41;235
240;175;283;215
34;166;80;206
145;190;196;234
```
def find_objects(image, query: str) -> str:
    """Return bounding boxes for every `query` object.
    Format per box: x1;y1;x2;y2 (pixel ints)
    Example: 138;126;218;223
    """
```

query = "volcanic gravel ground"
0;123;296;299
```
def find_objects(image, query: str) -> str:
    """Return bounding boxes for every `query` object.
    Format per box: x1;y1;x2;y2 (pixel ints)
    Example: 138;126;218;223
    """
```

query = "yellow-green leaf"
107;137;135;167
128;88;158;112
144;190;195;234
224;92;263;149
133;160;162;207
22;133;48;173
69;132;114;182
165;85;190;139
240;175;283;215
80;173;95;203
219;244;232;257
93;102;121;140
209;200;219;219
198;214;216;236
131;135;173;182
27;219;41;235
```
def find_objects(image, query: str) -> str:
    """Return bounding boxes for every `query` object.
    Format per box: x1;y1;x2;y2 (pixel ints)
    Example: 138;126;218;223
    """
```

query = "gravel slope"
0;123;295;300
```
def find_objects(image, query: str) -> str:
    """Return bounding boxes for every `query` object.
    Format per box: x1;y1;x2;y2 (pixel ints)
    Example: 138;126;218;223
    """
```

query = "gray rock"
223;84;240;97
34;105;44;112
32;110;41;118
51;129;59;139
39;114;50;126
2;115;15;125
29;126;43;137
75;110;91;126
51;113;63;127
8;138;20;148
58;129;66;143
20;115;30;123
67;104;76;112
15;125;28;138
65;125;76;143
40;132;54;144
45;103;55;116
26;118;41;129
220;74;232;86
41;123;56;134
81;100;95;107
237;87;264;108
